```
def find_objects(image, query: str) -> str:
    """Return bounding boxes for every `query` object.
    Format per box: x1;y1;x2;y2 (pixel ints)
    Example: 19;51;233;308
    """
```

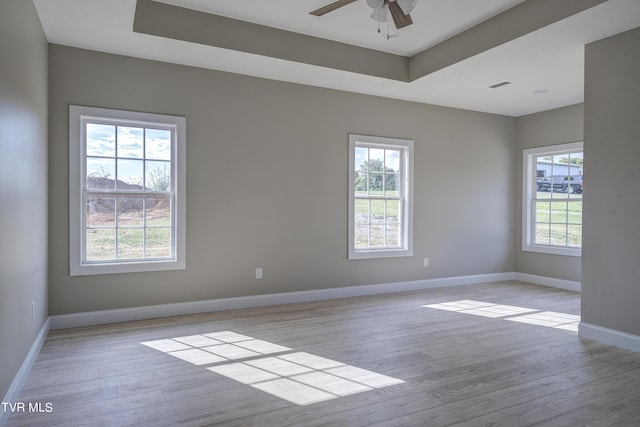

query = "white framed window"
69;105;186;275
522;142;583;257
348;134;413;260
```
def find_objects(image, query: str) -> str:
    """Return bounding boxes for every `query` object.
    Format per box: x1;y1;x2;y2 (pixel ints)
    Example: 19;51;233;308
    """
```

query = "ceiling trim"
409;0;607;80
133;0;409;81
134;0;608;84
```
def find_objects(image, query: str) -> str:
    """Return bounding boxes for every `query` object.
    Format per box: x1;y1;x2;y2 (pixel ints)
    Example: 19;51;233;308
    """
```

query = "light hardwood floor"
6;281;640;426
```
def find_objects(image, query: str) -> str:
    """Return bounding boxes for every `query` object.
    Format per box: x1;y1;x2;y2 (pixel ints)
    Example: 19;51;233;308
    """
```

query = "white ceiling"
34;0;640;117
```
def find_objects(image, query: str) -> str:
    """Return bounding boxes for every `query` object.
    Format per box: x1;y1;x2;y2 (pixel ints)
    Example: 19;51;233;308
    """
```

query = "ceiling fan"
310;0;418;30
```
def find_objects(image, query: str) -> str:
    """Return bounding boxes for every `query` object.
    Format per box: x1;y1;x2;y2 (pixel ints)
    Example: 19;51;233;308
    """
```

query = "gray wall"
515;104;584;282
0;0;49;401
48;45;516;315
582;27;640;336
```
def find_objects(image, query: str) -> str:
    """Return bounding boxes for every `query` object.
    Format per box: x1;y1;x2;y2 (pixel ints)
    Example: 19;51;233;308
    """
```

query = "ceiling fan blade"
370;5;388;22
388;1;413;28
310;0;358;16
397;0;417;14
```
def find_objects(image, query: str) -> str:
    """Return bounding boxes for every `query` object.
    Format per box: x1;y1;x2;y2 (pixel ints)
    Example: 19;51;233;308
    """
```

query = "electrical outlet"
424;258;429;267
255;268;263;280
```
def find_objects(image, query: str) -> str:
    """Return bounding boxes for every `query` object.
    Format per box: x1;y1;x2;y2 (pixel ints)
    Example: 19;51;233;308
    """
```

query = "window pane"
535;155;549;193
354;225;369;249
355;172;368;196
117;228;144;259
550;201;567;224
117;197;144;226
86;123;115;157
145;161;171;191
551;186;570;199
567;225;582;247
117;159;144;189
117;126;144;159
369;148;384;164
568;152;583;165
368;150;384;192
535;156;549;175
86;229;116;261
550;224;568;246
535;223;550;245
565;176;583;197
86;158;115;189
385;224;399;247
567;201;582;224
552;153;570;170
385;149;400;172
369;225;384;248
146;129;171;161
355;147;368;171
369;173;383;194
146;196;171;226
146;227;171;257
386;200;399;224
535;201;550;223
354;199;369;224
384;173;399;196
371;200;385;223
87;197;115;227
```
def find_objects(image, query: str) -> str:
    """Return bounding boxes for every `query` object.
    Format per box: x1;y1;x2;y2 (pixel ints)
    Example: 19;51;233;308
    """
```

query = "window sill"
70;259;185;276
348;248;413;260
522;244;581;257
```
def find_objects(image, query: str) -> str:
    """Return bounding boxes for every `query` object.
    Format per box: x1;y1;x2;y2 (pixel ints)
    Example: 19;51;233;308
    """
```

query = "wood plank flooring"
6;281;640;426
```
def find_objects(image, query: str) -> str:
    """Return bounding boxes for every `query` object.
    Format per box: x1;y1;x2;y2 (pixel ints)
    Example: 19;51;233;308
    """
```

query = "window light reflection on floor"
141;331;404;406
505;311;581;331
422;300;580;332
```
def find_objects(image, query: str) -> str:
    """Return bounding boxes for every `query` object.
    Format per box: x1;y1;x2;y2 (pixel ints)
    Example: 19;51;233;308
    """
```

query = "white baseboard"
0;318;50;427
515;272;581;292
39;272;581;331
579;322;640;353
50;272;515;330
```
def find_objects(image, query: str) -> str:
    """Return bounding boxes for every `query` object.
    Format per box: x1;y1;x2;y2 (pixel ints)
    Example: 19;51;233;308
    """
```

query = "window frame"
69;105;186;276
348;134;414;260
522;141;583;257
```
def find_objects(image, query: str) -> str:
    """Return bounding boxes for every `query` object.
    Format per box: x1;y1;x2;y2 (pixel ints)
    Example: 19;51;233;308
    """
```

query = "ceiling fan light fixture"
370;5;388;22
379;30;400;40
310;0;416;37
397;0;417;14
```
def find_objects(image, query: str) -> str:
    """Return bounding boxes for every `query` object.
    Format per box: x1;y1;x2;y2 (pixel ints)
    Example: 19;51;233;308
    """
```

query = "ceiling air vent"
489;81;512;89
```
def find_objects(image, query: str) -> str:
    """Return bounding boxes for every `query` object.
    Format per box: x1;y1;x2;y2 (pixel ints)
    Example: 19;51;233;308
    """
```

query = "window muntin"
70;106;185;275
523;142;583;256
349;135;413;259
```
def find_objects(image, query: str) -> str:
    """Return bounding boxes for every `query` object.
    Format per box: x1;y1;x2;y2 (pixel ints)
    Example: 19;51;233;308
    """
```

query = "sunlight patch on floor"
505;311;581;331
423;300;580;332
141;331;404;406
